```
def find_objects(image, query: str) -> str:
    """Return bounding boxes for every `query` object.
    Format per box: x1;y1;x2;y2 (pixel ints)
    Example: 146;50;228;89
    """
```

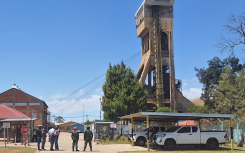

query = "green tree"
54;116;65;124
156;107;170;112
188;106;208;114
84;120;93;125
195;56;244;108
210;67;245;125
102;62;147;122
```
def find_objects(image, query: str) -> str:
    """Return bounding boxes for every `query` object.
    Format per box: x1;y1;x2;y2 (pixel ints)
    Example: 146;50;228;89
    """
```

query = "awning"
119;112;234;121
0;118;37;122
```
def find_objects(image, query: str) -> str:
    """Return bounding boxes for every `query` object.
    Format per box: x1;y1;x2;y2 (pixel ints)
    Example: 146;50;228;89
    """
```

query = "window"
160;127;166;132
29;103;40;106
32;113;37;118
142;32;149;53
15;103;27;106
177;127;191;133
154;127;160;132
1;103;13;106
192;127;198;132
161;32;168;51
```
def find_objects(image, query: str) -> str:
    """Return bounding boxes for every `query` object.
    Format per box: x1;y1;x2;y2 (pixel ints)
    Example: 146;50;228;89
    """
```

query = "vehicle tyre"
200;144;207;149
164;139;176;151
159;145;165;150
206;139;218;150
136;137;146;146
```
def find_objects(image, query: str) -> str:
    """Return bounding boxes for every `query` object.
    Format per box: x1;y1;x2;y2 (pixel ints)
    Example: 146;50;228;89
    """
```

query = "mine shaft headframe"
144;0;174;6
135;0;175;17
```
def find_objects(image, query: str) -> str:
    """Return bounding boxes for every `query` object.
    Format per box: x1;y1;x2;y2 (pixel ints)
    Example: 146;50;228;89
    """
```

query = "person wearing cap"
36;125;42;151
41;126;47;150
83;126;93;151
71;127;79;151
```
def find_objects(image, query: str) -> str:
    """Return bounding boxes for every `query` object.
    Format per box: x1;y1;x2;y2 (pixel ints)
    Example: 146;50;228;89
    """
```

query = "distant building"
0;84;48;129
58;121;76;132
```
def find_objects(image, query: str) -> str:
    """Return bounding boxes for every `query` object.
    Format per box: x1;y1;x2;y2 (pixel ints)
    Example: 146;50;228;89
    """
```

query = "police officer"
71;127;79;151
83;126;93;151
41;126;47;150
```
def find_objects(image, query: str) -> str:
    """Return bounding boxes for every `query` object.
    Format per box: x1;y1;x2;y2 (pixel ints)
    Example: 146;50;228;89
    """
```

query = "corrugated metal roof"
119;112;234;121
1;118;37;121
0;104;31;119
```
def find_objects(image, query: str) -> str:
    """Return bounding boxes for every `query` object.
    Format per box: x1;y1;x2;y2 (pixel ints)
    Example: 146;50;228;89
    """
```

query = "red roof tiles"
0;104;30;119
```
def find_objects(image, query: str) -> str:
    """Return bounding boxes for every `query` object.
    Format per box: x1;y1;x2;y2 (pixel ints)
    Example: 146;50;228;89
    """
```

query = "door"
176;127;192;144
191;127;200;144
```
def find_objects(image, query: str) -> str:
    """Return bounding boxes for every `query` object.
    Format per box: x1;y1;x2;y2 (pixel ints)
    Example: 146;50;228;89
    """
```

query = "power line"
49;51;141;115
48;51;141;108
54;80;104;116
48;73;105;108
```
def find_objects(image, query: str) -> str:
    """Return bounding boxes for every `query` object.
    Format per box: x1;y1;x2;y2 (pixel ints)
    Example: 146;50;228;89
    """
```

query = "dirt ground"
1;132;244;153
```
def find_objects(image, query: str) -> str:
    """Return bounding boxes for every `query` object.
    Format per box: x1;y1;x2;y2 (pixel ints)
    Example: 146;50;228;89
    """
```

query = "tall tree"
210;67;245;126
102;62;147;122
54;116;65;124
195;56;244;108
215;13;245;55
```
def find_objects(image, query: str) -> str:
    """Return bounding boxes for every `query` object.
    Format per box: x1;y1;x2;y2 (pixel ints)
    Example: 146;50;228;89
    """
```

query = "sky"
0;0;244;123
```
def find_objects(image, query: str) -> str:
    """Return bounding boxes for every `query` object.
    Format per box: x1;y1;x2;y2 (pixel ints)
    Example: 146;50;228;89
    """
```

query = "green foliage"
195;56;244;108
156;107;170;112
188;106;208;114
54;116;65;123
210;67;245;125
84;120;93;125
102;61;148;122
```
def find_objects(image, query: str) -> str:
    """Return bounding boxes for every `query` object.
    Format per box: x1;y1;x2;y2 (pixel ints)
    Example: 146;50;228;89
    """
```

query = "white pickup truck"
128;126;166;146
155;126;227;150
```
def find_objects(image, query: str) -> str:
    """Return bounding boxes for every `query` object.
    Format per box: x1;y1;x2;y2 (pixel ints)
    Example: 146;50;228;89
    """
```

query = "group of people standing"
35;125;93;152
71;126;93;152
36;125;60;151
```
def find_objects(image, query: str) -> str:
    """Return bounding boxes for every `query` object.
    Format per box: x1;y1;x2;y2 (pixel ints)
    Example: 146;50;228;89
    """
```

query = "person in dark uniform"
71;127;79;151
83;126;93;151
150;127;158;149
36;125;42;151
41;126;47;150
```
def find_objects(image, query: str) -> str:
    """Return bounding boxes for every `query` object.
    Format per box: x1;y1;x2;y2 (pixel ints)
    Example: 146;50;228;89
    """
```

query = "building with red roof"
0;104;37;143
0;84;48;128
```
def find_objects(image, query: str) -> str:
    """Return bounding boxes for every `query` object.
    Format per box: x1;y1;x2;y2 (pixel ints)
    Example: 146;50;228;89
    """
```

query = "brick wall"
0;90;13;102
15;90;27;102
0;88;48;128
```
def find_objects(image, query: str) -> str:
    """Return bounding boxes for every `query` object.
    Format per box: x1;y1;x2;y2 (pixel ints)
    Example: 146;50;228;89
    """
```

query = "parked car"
155;126;227;150
128;126;166;146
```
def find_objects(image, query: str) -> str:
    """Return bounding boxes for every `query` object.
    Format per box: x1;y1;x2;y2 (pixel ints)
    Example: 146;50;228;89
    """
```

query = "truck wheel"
200;144;207;149
137;137;146;146
164;139;176;151
206;139;218;150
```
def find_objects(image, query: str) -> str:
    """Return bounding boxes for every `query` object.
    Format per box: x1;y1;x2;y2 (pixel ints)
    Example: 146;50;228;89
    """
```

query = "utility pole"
99;98;102;120
83;105;85;124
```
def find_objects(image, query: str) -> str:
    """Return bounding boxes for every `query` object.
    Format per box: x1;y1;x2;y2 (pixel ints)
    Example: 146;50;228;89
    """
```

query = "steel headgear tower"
136;0;193;112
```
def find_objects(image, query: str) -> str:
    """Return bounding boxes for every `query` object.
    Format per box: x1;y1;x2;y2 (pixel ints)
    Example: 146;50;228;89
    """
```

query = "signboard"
3;122;10;128
110;123;117;128
21;126;29;134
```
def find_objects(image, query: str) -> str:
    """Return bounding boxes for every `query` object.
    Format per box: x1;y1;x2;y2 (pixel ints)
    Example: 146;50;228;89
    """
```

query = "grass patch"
98;136;131;145
0;146;37;153
120;146;245;153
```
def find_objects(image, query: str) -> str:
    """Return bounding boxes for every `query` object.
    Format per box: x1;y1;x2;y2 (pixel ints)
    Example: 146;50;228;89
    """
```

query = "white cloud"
182;88;202;99
39;96;43;100
76;89;84;98
48;94;101;115
50;93;68;100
